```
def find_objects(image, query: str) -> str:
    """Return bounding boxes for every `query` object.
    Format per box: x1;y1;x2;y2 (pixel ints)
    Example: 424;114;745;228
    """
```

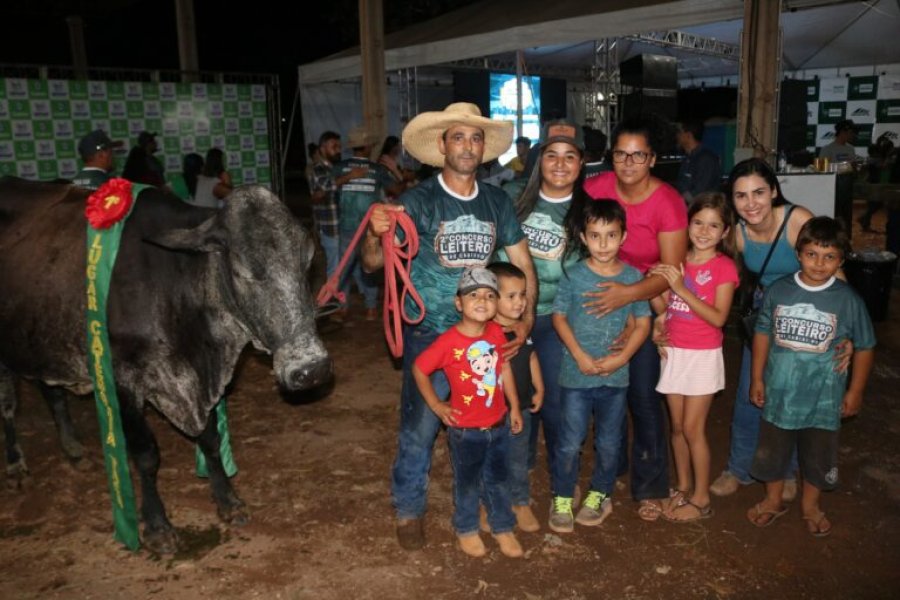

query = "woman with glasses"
583;118;689;520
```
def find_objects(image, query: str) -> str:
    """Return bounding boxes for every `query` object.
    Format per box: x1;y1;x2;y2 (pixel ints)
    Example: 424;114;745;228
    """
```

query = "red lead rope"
316;205;424;358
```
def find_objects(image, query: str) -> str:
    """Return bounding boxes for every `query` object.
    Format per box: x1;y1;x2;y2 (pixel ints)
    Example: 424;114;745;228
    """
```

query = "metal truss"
624;31;740;61
440;57;590;81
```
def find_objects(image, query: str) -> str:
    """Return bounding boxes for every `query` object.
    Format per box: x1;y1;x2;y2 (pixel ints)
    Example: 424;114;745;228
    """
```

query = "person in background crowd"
123;131;166;187
72;129;122;190
504;136;532;177
582;127;610;180
379;135;415;201
169;153;204;202
818;120;857;164
193;148;233;208
676;119;722;203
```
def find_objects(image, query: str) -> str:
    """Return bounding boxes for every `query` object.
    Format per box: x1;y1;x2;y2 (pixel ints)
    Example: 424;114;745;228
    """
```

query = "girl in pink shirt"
649;193;739;522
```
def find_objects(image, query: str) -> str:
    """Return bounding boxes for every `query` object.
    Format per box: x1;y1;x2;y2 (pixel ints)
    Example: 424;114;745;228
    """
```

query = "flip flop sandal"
664;500;714;523
803;512;832;538
637;499;664;522
747;503;789;528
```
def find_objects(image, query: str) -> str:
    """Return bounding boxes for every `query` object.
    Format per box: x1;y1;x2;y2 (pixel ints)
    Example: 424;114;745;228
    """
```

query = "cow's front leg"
0;365;29;488
196;406;248;525
38;383;85;462
119;393;178;554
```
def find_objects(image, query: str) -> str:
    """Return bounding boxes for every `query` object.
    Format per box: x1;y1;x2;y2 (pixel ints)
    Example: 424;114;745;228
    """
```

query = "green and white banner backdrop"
805;74;900;157
0;78;272;187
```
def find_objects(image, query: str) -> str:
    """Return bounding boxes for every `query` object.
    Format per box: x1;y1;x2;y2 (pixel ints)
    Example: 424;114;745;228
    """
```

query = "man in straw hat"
361;102;537;551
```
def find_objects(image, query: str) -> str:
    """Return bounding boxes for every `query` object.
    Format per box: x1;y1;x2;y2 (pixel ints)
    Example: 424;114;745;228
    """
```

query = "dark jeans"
619;335;670;500
531;313;563;492
554;386;628;498
448;423;515;535
506;410;533;505
391;325;445;519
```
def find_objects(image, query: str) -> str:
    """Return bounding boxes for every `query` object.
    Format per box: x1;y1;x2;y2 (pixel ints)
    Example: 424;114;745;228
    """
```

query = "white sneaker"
710;471;741;497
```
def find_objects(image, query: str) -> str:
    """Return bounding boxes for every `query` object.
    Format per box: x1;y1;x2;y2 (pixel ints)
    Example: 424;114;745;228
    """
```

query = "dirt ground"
1;206;899;600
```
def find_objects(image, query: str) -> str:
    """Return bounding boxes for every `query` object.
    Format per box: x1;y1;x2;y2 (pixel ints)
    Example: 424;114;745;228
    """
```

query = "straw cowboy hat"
402;102;513;168
346;124;376;149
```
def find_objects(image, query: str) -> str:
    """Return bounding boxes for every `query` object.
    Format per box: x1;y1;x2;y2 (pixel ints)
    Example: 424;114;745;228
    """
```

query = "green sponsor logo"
848;76;877;100
38;159;57;179
127;101;144;118
224;102;238;118
9;100;29;119
28;80;48;99
14;140;35;160
73;120;93;138
0;162;15;176
239;118;253;133
817;101;845;124
110;120;129;139
195;135;210;150
179;119;194;135
0;122;11;140
141;82;159;100
257;168;271;183
90;100;109;118
33;121;54;140
242;151;256;166
145;118;162;134
255;135;268;149
69;80;89;99
226;134;240;148
253;102;267;117
207;83;222;99
51;100;71;118
164;137;180;154
193;101;209;119
56;139;76;159
176;83;192;99
876;100;900;123
161;100;177;118
238;86;251;101
107;81;125;100
210;119;225;134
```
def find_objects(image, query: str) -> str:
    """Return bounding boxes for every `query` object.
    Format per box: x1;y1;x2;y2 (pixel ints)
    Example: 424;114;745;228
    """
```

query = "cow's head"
151;186;332;391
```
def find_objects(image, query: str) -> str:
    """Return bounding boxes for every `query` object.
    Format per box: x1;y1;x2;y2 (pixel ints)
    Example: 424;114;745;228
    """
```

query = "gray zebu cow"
0;177;332;552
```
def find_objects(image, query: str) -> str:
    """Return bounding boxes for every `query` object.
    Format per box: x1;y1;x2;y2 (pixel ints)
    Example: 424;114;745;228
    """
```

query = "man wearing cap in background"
676;119;722;203
361;102;537;551
332;125;402;321
123;131;166;187
72;129;122;190
503;136;531;177
819;119;858;163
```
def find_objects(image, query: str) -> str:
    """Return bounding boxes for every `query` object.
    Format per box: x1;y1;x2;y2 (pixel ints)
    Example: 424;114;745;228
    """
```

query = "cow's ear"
146;217;226;253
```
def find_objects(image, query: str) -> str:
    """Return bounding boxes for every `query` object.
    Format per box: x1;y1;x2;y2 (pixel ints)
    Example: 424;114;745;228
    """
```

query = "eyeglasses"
611;150;652;164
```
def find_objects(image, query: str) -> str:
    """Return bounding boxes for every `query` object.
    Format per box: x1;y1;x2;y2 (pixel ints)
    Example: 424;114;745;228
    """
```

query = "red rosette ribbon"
85;178;134;229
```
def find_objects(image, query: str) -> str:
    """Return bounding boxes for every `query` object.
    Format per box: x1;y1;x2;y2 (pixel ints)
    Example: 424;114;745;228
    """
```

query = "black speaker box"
622;89;678;121
620;54;677;90
779;79;808;127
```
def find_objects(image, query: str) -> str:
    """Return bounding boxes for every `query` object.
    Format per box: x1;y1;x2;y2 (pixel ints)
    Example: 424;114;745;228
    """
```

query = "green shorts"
751;419;839;491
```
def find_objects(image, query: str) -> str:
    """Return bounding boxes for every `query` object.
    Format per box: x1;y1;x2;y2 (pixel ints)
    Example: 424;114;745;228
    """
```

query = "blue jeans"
620;335;670;500
339;230;378;309
555;386;627;497
726;346;798;482
506;410;533;505
449;423;515;535
319;231;340;279
391;325;445;519
531;313;563;490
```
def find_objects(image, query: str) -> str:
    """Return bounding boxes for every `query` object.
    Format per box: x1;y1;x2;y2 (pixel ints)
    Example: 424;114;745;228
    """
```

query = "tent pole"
737;0;782;162
516;50;524;139
359;0;387;159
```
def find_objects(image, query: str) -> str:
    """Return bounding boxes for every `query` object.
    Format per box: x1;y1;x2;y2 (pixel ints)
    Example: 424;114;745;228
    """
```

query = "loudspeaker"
622;89;677;121
779;79;808;127
540;77;567;122
452;71;489;118
620;54;677;89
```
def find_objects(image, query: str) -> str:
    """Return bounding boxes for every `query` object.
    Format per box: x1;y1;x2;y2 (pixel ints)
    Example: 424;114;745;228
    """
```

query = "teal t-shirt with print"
402;175;524;333
333;157;395;234
552;260;651;388
756;274;876;431
496;196;579;315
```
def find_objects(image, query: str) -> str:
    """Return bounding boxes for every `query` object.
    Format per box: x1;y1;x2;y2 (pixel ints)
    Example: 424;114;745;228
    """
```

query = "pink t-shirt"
584;172;688;274
665;253;739;349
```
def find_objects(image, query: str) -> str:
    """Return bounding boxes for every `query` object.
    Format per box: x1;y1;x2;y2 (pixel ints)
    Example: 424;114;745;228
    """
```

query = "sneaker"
782;479;798;503
458;532;486;557
512;504;540;532
548;496;574;533
575;490;613;527
492;531;524;558
396;518;425;551
710;471;741;497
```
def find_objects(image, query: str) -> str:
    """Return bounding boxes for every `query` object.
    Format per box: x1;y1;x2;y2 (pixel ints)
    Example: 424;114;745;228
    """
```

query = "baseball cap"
137;131;158;145
539;119;584;152
457;267;498;295
78;129;122;158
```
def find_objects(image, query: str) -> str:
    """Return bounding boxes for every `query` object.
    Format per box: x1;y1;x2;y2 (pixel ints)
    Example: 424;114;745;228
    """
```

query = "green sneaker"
576;490;613;527
549;496;574;533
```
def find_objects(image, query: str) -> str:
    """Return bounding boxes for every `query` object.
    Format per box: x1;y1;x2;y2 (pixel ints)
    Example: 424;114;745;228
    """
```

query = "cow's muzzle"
284;356;333;390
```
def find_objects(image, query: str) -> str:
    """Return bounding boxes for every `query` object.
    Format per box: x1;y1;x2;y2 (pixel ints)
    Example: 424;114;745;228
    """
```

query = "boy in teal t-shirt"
748;217;875;538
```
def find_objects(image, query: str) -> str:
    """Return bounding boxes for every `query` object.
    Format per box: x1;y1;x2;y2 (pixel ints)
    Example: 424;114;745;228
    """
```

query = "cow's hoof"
218;503;250;526
143;527;179;555
60;436;85;461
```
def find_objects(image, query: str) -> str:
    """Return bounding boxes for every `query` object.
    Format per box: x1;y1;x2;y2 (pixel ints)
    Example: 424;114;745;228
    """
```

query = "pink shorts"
655;346;725;396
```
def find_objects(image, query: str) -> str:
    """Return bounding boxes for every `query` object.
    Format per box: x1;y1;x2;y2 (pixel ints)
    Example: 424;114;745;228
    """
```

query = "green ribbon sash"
195;399;238;478
85;187;146;551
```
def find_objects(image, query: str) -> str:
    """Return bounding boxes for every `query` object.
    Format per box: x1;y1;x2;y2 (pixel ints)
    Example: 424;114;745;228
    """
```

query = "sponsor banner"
0;162;15;176
878;75;900;100
818;78;848;102
872;123;900;146
817;102;845;124
0;78;271;183
855;124;873;147
876;99;900;123
815;125;837;148
848;76;878;100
